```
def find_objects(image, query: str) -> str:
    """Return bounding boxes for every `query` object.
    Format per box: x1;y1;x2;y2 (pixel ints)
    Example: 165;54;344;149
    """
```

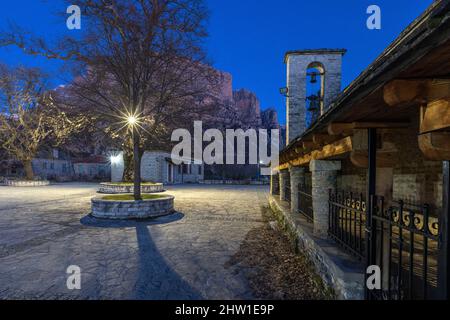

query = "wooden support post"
438;161;450;299
365;128;377;300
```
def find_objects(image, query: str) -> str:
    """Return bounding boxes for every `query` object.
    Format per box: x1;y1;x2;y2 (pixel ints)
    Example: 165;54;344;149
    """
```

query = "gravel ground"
225;207;334;300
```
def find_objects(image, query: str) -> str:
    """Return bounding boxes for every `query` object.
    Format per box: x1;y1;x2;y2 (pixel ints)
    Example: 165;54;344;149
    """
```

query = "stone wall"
200;179;268;185
269;195;365;300
32;158;73;181
98;183;164;194
91;196;175;219
141;152;164;182
3;180;50;187
337;174;366;195
336;119;443;210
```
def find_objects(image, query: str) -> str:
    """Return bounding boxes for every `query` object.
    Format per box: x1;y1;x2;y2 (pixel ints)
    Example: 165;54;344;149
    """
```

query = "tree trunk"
122;149;134;182
133;127;142;201
23;160;34;181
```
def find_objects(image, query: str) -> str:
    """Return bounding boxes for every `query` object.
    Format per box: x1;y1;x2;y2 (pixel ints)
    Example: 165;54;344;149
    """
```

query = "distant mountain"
202;71;280;132
199;71;282;180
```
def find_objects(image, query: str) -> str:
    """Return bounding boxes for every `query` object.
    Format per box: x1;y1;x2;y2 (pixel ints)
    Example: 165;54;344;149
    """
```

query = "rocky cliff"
232;89;262;129
202;72;279;132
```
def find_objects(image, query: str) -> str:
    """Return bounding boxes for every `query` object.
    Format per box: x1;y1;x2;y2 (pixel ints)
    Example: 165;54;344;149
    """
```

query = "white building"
111;151;204;184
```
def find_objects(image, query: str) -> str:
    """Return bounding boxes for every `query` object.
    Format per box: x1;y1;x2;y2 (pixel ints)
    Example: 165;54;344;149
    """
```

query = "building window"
198;166;202;175
50;163;54;170
42;162;47;169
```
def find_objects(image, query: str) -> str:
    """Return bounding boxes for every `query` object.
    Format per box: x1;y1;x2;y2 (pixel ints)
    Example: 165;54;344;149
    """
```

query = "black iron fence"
299;183;313;222
367;197;440;300
328;190;367;259
328;190;440;299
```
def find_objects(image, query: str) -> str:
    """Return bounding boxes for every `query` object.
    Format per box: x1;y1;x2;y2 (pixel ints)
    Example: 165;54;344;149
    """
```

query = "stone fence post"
289;166;305;214
270;172;280;195
279;170;290;201
310;160;341;238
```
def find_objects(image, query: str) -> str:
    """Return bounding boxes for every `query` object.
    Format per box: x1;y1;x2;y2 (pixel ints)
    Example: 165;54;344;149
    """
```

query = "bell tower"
284;49;346;145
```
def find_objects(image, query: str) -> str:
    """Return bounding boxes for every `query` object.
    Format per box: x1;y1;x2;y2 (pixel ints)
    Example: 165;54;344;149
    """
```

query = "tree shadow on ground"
80;213;203;299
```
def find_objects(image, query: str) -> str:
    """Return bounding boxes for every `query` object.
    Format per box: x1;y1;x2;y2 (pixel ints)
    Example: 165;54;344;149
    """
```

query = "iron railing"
328;190;367;259
367;197;440;300
299;183;313;222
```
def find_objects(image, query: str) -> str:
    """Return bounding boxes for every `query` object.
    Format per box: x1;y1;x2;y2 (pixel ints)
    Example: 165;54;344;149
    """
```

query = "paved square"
0;183;269;299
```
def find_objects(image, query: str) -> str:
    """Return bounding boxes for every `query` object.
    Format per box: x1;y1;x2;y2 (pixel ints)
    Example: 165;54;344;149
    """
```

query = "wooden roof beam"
384;79;450;107
420;98;450;134
302;141;315;149
419;131;450;160
277;136;353;169
350;151;397;168
328;122;410;136
312;133;338;146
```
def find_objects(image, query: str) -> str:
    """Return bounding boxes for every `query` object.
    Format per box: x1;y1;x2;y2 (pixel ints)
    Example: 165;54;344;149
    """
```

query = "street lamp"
127;115;137;126
110;155;121;165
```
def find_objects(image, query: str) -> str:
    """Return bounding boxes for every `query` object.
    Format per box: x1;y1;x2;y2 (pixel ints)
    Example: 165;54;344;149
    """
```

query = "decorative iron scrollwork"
389;205;438;236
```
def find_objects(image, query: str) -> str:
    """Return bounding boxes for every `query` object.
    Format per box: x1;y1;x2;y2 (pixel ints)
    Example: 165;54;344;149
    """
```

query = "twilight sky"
0;0;434;124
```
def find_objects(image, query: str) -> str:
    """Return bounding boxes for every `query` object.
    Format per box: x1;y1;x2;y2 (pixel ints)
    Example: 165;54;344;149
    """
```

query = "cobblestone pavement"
0;183;269;299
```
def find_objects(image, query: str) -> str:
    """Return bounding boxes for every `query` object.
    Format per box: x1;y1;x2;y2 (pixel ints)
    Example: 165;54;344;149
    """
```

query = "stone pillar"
290;166;305;214
279;170;289;201
310;160;341;238
270;173;280;195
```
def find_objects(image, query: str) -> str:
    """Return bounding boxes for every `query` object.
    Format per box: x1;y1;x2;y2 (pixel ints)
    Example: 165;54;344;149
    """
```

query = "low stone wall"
98;183;164;194
3;180;50;187
269;195;365;300
91;196;175;219
200;180;268;185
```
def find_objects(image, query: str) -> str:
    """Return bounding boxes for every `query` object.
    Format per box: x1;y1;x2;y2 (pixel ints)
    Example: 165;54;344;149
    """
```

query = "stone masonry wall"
335;113;443;211
389;115;442;209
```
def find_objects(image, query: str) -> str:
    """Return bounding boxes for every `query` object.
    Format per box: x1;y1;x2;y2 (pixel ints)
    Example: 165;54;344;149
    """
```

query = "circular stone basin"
3;180;50;187
91;194;175;220
98;182;164;194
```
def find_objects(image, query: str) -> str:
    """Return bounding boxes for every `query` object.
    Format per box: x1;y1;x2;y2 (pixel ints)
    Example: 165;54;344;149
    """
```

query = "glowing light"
127;115;138;126
110;155;121;165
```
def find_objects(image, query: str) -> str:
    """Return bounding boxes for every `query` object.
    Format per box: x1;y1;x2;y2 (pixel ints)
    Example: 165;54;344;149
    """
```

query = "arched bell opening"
305;62;325;128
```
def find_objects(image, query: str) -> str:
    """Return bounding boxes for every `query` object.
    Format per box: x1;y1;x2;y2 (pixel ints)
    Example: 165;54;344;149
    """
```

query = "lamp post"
127;115;142;201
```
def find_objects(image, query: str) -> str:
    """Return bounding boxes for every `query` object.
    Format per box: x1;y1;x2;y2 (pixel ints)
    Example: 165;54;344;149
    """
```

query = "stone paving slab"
0;184;269;300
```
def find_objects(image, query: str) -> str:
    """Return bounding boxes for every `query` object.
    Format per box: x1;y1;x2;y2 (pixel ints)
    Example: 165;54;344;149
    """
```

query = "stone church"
269;0;449;300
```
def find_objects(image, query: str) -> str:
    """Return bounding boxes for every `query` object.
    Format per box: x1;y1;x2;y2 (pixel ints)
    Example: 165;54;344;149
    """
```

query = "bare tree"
1;0;221;199
0;65;86;180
